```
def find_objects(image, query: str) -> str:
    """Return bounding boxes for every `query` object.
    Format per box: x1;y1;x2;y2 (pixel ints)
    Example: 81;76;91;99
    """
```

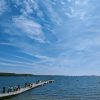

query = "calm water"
1;76;100;100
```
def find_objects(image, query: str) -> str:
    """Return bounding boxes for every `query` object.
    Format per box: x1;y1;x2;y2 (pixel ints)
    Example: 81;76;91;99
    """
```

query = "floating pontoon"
0;80;54;99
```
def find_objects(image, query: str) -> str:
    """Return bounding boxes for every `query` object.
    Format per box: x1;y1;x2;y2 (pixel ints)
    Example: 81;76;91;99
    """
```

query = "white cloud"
0;62;33;67
67;0;90;20
65;12;72;18
0;58;33;65
13;16;46;43
0;42;13;46
67;0;72;2
21;51;54;62
61;1;66;5
13;0;44;18
43;0;62;25
15;55;34;62
75;0;89;6
0;0;7;15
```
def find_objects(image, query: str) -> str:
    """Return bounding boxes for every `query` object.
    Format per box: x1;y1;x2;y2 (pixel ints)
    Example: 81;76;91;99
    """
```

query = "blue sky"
0;0;100;75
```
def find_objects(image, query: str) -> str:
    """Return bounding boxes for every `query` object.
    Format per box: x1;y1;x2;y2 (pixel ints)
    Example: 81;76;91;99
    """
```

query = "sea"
0;76;100;100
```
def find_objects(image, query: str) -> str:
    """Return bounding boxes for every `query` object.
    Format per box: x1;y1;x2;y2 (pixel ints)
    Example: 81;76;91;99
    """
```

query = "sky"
0;0;100;75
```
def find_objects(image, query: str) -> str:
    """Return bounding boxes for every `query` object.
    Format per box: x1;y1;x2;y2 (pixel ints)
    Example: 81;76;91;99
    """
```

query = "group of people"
2;80;41;94
2;82;33;93
36;80;41;84
2;85;20;93
24;82;33;88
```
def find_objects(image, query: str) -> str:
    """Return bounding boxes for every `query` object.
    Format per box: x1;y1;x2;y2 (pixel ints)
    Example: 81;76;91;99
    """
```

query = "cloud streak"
13;15;46;43
0;0;7;15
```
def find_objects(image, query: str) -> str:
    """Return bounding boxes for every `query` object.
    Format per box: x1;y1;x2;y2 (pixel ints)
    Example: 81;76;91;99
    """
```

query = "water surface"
0;76;100;100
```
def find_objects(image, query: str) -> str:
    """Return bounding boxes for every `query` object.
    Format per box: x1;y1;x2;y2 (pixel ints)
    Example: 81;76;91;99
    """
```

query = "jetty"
0;80;54;99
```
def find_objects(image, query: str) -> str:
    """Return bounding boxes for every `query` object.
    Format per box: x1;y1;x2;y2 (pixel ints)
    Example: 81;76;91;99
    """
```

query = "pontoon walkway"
0;80;54;99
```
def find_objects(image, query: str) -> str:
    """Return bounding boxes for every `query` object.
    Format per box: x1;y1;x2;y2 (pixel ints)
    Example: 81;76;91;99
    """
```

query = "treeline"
0;72;33;76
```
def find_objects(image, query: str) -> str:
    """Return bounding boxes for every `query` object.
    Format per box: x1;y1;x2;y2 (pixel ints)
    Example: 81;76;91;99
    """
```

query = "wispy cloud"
0;0;7;15
13;15;46;43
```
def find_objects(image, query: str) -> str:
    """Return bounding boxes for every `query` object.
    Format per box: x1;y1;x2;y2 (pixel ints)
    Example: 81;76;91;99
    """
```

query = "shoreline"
0;72;33;77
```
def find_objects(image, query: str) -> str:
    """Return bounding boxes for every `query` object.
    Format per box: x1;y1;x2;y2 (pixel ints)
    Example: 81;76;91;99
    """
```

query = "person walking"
2;87;6;93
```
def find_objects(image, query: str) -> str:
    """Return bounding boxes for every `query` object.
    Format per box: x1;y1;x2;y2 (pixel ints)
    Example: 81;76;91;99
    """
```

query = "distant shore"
0;72;33;77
